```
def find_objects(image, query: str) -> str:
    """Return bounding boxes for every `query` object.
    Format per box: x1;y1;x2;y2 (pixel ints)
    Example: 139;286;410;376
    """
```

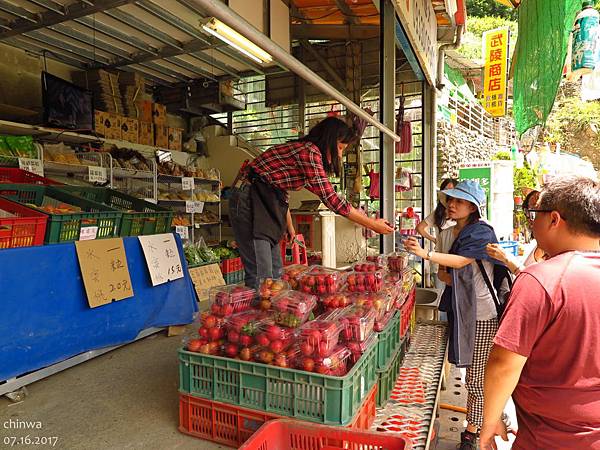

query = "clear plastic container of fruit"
336;304;377;343
346;292;394;316
209;284;256;317
352;261;385;272
196;311;227;342
184;336;223;355
224;310;272;348
297;319;341;358
319;292;353;311
253;345;297;367
365;254;386;267
292;345;351;376
347;332;378;364
258;278;290;302
281;264;310;290
297;266;345;295
345;269;385;293
271;290;317;328
387;252;410;272
374;308;396;332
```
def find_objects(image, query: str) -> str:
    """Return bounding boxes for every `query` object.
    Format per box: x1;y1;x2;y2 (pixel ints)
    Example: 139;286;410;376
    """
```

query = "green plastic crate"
376;310;401;370
224;269;244;285
58;186;173;237
376;336;407;408
0;184;121;243
178;338;379;426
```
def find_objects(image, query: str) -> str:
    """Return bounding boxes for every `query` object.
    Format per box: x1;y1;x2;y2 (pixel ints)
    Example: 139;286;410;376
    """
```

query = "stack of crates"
220;256;244;284
177;334;380;447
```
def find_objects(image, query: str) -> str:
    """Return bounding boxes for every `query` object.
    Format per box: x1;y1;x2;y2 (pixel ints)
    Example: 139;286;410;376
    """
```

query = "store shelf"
112;167;155;180
44;161;94;175
0;120;101;145
157;199;220;204
158;173;220;184
372;322;447;450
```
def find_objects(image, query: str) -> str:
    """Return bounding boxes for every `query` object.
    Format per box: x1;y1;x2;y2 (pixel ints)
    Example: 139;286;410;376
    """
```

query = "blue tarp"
0;235;198;382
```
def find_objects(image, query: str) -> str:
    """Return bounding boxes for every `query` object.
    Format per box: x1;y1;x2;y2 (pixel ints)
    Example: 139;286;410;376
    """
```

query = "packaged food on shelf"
209;285;256;316
335;305;377;343
281;264;309;289
271;290;317;328
387;252;410;272
297;318;341;358
298;266;344;295
257;278;290;310
345;270;385;293
172;215;191;227
292;344;351;376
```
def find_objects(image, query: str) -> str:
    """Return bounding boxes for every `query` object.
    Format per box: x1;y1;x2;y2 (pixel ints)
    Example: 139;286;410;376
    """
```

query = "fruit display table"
0;235;198;396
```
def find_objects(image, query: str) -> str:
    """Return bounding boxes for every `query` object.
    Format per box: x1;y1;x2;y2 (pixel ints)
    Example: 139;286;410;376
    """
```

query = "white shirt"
424;211;456;232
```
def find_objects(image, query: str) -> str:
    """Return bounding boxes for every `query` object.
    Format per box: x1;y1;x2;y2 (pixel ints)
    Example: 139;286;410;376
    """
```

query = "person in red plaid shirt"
230;117;394;289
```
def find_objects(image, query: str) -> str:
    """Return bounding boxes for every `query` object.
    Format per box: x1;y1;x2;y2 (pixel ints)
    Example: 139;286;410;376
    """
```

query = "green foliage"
493;151;511;160
466;0;517;19
458;16;518;61
545;96;600;145
514;161;538;193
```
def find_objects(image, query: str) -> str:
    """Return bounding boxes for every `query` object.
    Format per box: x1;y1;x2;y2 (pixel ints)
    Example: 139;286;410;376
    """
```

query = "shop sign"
175;225;189;240
88;166;107;184
482;28;510;117
185;201;204;214
138;233;184;286
18;158;44;177
458;162;491;219
75;237;134;308
394;0;438;84
181;177;195;191
79;226;99;241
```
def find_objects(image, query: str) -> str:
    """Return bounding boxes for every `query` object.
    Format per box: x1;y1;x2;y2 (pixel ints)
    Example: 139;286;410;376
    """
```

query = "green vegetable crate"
0;184;121;243
376;310;401;370
376;336;407;407
58;186;173;237
178;338;378;426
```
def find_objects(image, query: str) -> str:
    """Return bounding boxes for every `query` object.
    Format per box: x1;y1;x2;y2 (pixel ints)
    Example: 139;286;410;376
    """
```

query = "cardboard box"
94;110;106;136
104;114;121;140
121;118;139;143
139;122;154;146
152;103;166;125
168;127;183;151
154;125;168;148
138;100;153;123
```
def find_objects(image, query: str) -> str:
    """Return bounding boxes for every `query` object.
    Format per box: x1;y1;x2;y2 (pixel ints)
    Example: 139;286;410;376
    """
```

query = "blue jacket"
440;221;501;367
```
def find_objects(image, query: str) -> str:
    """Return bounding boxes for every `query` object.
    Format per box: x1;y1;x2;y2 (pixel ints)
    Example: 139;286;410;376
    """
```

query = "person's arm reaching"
286;209;296;241
347;207;394;234
416;220;436;244
404;236;473;269
479;346;527;449
486;244;521;275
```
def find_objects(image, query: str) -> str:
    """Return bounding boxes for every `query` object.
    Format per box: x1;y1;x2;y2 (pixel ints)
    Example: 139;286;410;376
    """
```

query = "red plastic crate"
220;256;243;274
0;168;62;185
399;289;416;338
0;197;48;249
239;418;412;450
280;234;308;266
179;384;378;448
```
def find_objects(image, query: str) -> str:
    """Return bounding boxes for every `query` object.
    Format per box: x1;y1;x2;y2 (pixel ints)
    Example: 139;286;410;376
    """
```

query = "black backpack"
476;260;514;319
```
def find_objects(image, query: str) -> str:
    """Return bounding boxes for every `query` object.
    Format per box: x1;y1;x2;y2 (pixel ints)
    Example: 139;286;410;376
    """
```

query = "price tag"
181;177;195;191
185;201;204;213
79;226;99;241
88;166;108;183
138;233;185;286
75;238;134;308
175;225;189;239
18;158;44;177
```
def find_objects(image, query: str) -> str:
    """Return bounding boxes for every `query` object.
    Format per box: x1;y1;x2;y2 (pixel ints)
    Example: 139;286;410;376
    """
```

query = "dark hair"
538;176;600;237
523;189;540;210
296;117;355;177
433;178;459;230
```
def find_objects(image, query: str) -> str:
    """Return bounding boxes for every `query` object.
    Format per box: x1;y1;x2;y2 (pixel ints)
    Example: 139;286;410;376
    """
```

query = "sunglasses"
524;209;553;221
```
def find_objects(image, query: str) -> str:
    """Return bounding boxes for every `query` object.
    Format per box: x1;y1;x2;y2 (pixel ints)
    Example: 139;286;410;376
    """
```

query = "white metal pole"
192;0;401;143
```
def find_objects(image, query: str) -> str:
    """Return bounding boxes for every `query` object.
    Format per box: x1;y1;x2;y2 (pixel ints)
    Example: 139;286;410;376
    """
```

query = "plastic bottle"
572;0;600;79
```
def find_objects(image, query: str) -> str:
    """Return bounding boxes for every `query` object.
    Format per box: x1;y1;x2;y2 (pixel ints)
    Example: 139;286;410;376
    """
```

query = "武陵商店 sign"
482;28;510;117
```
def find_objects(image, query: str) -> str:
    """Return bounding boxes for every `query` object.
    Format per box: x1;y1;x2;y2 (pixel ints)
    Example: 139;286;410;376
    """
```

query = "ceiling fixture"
201;17;273;64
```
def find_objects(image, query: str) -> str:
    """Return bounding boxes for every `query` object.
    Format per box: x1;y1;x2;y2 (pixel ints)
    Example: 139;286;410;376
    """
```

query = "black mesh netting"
513;0;582;135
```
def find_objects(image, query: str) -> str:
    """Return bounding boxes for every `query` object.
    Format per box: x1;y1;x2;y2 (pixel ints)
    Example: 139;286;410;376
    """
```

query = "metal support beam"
0;0;139;39
26;0;66;15
48;23;133;61
3;37;87;67
24;30;112;65
0;3;38;23
299;40;348;95
380;0;396;253
291;24;379;40
191;0;400;142
76;16;158;55
334;0;359;25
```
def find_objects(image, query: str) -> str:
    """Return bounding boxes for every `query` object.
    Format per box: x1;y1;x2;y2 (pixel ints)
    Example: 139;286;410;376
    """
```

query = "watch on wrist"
426;250;434;260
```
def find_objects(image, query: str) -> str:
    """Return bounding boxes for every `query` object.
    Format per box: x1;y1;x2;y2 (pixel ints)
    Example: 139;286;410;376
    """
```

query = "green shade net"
513;0;582;135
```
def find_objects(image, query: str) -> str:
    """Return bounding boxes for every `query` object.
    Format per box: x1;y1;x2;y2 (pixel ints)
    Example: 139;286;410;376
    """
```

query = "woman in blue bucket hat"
405;180;512;450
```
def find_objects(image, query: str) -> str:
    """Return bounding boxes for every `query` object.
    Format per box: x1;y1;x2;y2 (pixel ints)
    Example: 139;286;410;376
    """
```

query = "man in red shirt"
480;176;600;450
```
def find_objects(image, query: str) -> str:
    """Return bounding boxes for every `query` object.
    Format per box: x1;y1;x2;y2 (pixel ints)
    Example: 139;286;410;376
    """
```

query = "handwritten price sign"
182;177;195;191
75;238;134;308
18;158;44;177
138;233;184;286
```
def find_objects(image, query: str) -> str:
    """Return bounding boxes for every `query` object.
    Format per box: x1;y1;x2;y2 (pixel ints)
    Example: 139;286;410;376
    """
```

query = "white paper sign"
79;226;99;241
182;177;195;191
88;166;108;183
185;201;204;213
175;225;189;239
19;158;44;177
138;233;184;286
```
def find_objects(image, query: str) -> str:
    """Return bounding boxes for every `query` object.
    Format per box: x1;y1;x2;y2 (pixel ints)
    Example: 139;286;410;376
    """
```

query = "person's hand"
479;419;509;450
286;224;296;242
403;236;426;258
486;243;508;264
371;218;394;234
438;269;452;286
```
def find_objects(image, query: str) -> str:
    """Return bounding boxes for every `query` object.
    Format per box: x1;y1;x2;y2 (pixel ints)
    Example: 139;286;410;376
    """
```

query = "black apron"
248;169;288;245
